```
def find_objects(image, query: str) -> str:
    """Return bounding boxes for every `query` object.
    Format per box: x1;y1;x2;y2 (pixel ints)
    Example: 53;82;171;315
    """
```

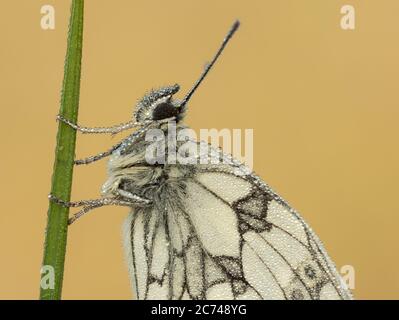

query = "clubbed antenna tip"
179;20;241;108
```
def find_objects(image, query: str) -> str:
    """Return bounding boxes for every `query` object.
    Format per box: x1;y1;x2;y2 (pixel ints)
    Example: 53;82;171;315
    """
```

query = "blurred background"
0;0;398;299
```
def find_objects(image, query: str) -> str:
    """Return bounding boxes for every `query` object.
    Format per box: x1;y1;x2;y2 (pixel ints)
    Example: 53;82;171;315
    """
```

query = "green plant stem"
40;0;84;300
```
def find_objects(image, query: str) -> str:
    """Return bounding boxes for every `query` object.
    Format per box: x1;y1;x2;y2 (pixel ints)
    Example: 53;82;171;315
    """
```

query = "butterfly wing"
123;141;353;300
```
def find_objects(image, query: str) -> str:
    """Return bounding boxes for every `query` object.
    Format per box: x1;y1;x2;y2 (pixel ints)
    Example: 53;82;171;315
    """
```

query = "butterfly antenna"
179;20;240;108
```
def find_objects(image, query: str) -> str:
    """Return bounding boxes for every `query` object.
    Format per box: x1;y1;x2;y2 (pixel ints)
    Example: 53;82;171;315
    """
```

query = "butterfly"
50;20;353;300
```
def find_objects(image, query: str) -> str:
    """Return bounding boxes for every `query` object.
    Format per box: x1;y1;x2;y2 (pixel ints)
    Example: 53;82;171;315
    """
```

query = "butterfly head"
134;84;184;124
134;20;240;126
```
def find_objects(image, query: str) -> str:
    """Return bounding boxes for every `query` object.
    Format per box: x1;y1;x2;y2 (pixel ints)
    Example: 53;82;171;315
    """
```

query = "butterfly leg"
71;118;173;165
117;189;152;204
74;142;122;165
57;115;138;134
48;194;113;207
48;193;151;224
74;122;154;165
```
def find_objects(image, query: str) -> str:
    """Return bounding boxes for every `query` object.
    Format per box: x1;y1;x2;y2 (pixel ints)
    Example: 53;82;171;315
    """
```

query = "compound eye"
152;102;179;120
134;84;180;123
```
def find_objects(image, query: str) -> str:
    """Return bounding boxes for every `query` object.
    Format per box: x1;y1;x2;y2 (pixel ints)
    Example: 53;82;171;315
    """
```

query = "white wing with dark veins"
123;141;353;300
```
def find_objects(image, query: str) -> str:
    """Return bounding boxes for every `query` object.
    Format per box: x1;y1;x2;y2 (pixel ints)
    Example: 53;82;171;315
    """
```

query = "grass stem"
40;0;84;300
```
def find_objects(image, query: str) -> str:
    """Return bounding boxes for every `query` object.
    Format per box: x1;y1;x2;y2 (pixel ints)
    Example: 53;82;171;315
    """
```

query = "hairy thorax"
101;124;195;210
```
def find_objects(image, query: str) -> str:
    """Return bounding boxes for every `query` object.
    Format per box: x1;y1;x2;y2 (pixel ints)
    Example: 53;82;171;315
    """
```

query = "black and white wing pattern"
123;141;353;300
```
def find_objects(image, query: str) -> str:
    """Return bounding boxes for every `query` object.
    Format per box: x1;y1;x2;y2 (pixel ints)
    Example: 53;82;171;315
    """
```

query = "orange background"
0;0;398;299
